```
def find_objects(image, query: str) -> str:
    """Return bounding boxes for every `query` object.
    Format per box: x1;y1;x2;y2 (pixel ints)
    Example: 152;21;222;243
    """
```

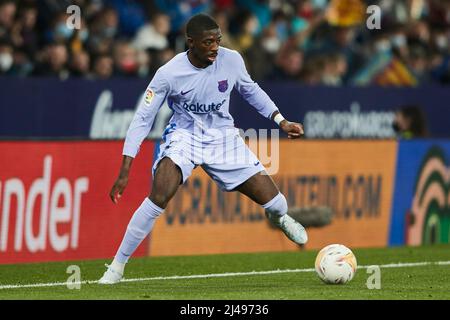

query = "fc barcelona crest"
218;80;228;92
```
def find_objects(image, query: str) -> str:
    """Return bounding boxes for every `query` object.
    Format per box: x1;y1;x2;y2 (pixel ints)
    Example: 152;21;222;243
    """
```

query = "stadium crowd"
0;0;448;85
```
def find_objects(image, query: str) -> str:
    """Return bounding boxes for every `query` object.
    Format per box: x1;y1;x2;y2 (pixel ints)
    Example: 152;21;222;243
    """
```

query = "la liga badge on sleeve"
144;88;154;105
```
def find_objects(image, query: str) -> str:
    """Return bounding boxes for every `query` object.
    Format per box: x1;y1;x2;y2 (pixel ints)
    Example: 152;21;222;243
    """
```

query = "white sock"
110;258;125;275
262;192;288;225
114;198;164;265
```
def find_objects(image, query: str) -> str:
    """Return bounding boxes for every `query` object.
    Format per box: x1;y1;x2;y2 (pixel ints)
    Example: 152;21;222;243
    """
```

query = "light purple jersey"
123;46;279;158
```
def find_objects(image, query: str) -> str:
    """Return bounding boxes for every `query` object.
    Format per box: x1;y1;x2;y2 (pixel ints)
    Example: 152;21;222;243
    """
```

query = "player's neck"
187;50;208;69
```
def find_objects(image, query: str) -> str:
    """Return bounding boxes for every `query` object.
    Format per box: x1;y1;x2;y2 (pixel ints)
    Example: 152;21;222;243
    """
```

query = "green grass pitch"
0;244;449;300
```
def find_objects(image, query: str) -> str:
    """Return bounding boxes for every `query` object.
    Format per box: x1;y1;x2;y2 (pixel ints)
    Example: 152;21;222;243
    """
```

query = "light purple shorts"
152;129;266;191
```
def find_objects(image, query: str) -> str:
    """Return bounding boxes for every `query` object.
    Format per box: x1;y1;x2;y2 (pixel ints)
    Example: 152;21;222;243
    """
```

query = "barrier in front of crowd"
1;78;449;139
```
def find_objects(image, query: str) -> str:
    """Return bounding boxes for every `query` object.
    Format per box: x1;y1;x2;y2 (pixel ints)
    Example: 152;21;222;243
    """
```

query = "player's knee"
262;192;288;217
148;193;171;209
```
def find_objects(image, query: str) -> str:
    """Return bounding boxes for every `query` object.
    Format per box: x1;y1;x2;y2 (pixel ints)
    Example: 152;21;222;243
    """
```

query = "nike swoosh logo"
254;161;260;166
181;89;194;95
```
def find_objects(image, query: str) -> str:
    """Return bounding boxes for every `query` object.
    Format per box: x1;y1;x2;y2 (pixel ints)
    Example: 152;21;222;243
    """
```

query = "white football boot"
266;212;308;245
98;264;123;285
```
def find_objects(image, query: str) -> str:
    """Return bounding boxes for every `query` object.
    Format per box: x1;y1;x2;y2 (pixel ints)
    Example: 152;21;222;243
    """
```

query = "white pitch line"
0;260;449;290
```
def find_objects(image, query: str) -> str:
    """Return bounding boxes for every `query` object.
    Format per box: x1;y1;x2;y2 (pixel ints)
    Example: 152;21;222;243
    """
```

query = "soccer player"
99;13;308;284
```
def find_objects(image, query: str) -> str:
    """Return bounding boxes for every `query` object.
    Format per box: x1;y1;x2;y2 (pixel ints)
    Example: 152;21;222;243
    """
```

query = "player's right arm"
110;69;170;204
110;155;133;204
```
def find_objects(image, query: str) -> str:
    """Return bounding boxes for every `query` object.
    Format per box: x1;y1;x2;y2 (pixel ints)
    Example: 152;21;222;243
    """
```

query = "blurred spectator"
0;38;13;75
149;47;175;74
136;48;151;77
428;0;450;27
69;49;90;77
108;0;146;37
321;52;347;85
132;12;170;51
87;6;119;56
92;53;114;79
235;0;271;32
212;10;236;50
390;25;409;60
270;44;304;81
299;55;326;85
260;20;282;55
242;30;275;80
10;3;39;60
0;0;16;41
154;0;210;34
47;12;74;44
0;0;447;85
11;50;32;76
234;11;259;53
113;40;138;77
70;17;90;53
406;42;432;84
392;105;429;139
33;42;69;79
431;27;449;54
408;20;431;46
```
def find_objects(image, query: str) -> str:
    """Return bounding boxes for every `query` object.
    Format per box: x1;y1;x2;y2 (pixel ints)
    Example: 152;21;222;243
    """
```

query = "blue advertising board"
389;140;450;246
0;77;449;139
232;83;450;138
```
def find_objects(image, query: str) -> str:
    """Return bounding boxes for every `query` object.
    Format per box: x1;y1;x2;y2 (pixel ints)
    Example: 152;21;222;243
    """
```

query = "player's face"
188;28;222;67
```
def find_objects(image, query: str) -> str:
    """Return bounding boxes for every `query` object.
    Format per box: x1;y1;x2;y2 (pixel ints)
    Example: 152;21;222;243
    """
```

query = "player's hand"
109;176;128;204
280;120;304;139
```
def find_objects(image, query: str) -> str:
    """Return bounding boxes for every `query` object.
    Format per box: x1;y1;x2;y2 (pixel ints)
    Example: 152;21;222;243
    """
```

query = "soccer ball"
314;244;357;284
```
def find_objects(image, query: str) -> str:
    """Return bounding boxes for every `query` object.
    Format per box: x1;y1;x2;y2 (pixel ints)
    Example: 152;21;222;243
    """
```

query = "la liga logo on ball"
315;244;357;284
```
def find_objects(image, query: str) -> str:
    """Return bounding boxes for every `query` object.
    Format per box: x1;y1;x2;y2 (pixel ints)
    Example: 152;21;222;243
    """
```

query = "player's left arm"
271;110;304;139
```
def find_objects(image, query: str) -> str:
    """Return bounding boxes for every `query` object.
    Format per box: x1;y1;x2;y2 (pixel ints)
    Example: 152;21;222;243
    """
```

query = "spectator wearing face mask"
87;7;119;56
390;25;409;61
69;17;90;54
406;42;432;84
47;12;75;44
112;40;139;77
242;21;278;81
392;105;429;139
0;39;13;75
